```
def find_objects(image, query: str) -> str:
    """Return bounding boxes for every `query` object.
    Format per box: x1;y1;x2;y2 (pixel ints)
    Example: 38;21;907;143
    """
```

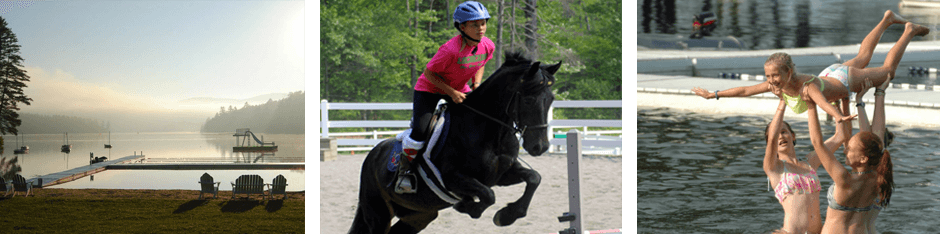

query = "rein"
458;91;549;136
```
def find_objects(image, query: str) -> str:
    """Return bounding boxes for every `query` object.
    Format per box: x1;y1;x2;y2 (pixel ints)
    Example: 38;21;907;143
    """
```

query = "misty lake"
0;132;304;191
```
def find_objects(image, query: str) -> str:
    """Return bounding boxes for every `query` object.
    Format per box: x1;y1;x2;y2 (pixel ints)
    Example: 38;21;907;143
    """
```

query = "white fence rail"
320;100;623;154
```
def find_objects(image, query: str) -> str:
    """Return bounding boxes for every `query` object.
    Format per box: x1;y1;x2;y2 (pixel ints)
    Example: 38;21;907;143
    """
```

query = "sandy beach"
319;152;622;234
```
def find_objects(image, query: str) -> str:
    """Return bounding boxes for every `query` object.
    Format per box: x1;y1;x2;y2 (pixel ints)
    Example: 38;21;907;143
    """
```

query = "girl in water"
808;79;893;234
763;99;848;233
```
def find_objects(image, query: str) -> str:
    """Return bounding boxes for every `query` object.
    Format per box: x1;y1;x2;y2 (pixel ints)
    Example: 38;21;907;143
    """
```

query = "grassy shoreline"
0;189;304;233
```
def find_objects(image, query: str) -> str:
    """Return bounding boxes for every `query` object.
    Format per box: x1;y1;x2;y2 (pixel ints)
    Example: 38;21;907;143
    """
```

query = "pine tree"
0;16;31;135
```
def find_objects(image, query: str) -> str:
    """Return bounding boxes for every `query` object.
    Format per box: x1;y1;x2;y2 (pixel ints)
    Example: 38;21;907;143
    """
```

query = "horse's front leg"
492;161;541;226
444;172;495;219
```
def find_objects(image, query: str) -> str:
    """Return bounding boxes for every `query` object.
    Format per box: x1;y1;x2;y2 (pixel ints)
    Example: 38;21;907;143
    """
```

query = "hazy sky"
1;0;304;114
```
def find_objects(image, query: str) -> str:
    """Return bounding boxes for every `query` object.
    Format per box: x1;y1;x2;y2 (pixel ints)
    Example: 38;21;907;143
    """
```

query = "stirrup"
395;172;417;194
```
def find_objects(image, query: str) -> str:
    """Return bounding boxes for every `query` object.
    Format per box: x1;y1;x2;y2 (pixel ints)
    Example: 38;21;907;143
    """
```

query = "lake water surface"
1;132;305;191
638;107;940;233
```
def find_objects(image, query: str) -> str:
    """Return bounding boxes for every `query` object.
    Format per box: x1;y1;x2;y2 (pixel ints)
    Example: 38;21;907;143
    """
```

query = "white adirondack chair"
266;174;288;200
231;175;265;199
0;178;11;197
198;173;221;199
11;174;32;197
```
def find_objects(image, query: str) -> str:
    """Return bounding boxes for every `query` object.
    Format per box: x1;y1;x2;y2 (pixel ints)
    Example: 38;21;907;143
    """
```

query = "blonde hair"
765;52;796;76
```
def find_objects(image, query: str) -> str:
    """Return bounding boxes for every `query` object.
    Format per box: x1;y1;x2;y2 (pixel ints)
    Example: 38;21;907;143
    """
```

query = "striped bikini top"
771;160;821;203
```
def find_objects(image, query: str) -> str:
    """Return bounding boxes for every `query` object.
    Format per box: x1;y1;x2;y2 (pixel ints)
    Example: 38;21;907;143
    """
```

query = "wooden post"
320;137;337;161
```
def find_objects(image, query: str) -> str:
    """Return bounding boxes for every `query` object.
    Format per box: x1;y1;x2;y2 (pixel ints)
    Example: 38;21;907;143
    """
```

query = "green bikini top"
782;76;824;114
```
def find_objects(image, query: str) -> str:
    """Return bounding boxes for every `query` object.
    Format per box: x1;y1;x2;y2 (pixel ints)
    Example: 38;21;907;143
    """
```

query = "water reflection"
637;0;932;50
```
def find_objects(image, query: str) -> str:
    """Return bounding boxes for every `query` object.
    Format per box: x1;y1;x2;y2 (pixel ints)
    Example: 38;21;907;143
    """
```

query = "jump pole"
557;129;584;234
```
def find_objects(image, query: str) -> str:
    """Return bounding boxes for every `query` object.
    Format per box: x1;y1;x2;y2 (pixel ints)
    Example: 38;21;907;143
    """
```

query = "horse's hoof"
493;207;522;226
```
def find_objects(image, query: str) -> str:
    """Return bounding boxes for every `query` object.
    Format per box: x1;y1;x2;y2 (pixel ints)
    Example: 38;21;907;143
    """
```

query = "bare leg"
843;10;907;69
849;22;931;92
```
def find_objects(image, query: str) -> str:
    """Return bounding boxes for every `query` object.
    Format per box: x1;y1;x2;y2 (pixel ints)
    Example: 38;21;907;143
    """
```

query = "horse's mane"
471;52;536;96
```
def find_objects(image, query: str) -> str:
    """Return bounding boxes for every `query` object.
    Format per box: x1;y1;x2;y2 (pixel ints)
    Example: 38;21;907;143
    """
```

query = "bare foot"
884;10;908;25
906;22;930;36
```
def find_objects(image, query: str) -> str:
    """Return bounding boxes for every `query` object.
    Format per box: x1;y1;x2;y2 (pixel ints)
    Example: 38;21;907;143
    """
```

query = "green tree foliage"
0;16;32;136
201;91;304;134
321;0;622;123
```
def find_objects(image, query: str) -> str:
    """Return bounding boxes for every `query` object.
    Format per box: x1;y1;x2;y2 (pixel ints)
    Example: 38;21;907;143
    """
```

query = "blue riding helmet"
453;1;490;24
453;1;490;43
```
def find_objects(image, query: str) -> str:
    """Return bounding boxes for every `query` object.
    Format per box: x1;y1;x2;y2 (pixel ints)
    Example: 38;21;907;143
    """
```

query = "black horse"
349;52;560;234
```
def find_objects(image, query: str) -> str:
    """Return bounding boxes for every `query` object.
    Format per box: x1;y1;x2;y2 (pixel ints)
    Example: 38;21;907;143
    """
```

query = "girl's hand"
449;90;467;104
837;114;858;123
692;87;713;99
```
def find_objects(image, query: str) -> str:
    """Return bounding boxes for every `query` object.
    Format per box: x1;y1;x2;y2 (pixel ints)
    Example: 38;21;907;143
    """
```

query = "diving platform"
233;128;278;152
30;154;146;187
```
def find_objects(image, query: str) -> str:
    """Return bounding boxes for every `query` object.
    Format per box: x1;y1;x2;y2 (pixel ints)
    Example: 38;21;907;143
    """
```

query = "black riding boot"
395;152;418;194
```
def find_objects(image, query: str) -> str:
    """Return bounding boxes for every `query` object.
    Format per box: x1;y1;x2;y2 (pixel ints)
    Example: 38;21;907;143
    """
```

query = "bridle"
459;85;550;136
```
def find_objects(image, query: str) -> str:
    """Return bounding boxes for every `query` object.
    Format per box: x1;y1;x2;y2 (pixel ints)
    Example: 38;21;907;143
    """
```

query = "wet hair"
884;129;894;147
855;131;894;207
765;52;796;77
764;120;796;145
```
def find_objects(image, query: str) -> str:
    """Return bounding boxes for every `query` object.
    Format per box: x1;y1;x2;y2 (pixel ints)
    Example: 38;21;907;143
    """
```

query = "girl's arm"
804;82;856;123
424;68;458;94
871;80;889;141
856;79;874;132
806;103;850;184
471;66;484;90
424;68;467;103
692;82;774;100
806;106;849;170
763;100;788;177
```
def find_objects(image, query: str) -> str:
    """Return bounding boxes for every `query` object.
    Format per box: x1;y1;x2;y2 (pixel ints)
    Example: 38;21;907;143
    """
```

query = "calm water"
638;107;940;233
0;132;305;191
637;0;932;50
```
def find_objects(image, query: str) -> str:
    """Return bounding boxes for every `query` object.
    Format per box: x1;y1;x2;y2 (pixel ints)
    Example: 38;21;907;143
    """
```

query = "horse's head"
466;52;561;156
514;60;561;156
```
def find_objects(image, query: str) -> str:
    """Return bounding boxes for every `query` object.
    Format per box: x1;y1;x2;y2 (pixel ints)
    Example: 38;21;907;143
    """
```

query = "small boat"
104;131;112;148
13;133;28;154
61;132;71;153
90;152;107;164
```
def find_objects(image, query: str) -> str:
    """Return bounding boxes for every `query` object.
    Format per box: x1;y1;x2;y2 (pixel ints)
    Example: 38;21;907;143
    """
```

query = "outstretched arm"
807;103;850;184
763;100;788;177
692;82;774;100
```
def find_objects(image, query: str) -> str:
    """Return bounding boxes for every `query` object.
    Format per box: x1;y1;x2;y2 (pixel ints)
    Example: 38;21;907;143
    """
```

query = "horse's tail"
348;203;367;234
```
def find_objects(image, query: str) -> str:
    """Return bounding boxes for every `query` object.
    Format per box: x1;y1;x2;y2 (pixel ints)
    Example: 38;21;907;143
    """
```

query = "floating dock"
637;41;940;128
232;128;277;152
32;154;146;187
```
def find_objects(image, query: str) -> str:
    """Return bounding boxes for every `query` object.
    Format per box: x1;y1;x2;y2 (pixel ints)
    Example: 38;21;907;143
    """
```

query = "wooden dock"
31;154;146;187
106;163;304;170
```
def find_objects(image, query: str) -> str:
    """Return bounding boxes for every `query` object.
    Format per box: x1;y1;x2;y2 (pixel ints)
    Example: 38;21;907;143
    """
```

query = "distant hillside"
17;113;108;134
200;91;304;134
180;93;289;106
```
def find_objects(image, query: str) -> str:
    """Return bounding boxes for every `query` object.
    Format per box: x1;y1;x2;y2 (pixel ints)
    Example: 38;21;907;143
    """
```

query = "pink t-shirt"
414;35;495;94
